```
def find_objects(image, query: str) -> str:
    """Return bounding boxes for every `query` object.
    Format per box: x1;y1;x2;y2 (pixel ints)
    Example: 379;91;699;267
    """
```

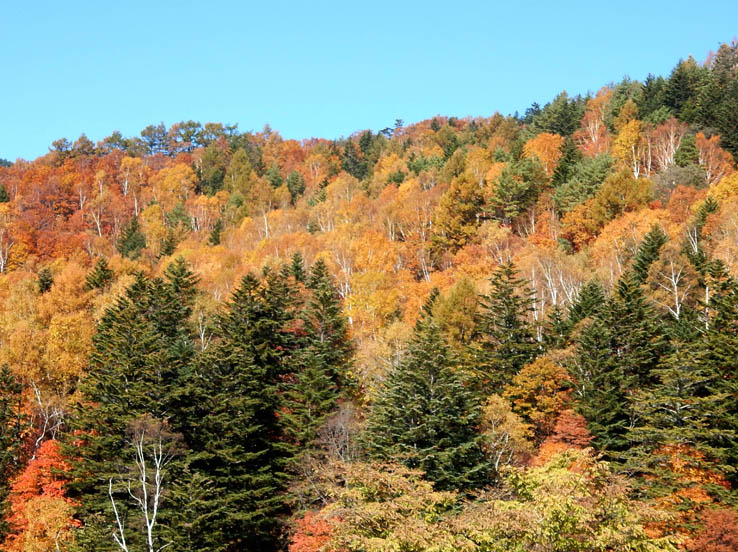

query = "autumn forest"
1;42;738;552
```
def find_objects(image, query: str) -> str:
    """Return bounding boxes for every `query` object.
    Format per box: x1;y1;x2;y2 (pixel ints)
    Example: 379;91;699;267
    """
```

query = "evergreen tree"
700;264;738;483
625;333;734;494
606;274;668;389
282;258;353;458
0;184;9;203
0;365;26;543
632;225;668;285
567;279;606;327
571;318;630;455
116;215;146;259
159;227;178;257
553;154;613;214
85;257;114;290
475;261;538;390
176;273;293;551
363;297;489;491
637;74;668;120
68;262;199;551
289;251;306;283
198;142;227;195
542;304;569;350
341;140;368;180
571;270;667;457
675;133;699;167
208;218;224;246
551;136;583;188
527;91;586;136
685;196;719;275
487;159;545;225
282;347;339;452
266;163;283;189
663;57;708;121
286;170;305;204
37;267;53;294
304;259;353;386
716;78;738;157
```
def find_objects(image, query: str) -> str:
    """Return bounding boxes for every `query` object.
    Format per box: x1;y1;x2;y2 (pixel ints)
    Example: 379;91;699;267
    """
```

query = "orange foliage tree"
688;509;738;552
523;133;564;176
288;511;334;552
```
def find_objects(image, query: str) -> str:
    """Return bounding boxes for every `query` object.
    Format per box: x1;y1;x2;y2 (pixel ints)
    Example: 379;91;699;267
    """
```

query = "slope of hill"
1;41;738;552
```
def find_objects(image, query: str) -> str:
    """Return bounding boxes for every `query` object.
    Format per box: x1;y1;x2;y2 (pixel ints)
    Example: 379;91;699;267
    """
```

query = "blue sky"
2;0;737;161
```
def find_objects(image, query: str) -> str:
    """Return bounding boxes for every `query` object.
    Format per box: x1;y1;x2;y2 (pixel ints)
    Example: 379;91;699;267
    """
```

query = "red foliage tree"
4;439;79;552
289;510;334;552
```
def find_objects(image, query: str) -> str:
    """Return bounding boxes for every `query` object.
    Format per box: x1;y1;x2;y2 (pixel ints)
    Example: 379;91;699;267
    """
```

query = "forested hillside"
1;41;738;551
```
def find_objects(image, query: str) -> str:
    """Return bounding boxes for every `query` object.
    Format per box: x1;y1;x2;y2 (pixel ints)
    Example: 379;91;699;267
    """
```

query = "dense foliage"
1;41;738;551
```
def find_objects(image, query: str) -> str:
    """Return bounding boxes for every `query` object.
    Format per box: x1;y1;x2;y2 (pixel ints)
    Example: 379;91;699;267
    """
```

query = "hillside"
0;41;738;551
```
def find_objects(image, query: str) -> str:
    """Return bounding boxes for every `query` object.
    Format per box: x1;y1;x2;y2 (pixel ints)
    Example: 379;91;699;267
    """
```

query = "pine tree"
542;304;569;350
363;296;490;491
607;274;669;389
286;170;305;204
304;259;353;387
289;252;306;283
0;365;26;543
341;140;368;180
266;162;283;188
675;133;699;167
116;215;146;259
85;257;114;290
67;265;199;551
176;273;293;551
475;261;539;390
551;136;583;187
700;264;738;484
632;225;668;285
37;267;53;294
0;184;9;203
685;196;719;275
159;227;177;257
567;279;606;327
208;218;224;245
625;333;734;494
570;318;630;455
282;259;353;458
282;347;339;451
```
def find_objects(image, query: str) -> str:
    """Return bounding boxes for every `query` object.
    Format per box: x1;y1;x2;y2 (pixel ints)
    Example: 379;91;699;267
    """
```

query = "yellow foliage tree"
523;133;564;176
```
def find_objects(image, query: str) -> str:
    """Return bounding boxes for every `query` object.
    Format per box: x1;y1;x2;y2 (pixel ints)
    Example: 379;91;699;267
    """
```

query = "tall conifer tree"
475;261;538;390
363;295;489;491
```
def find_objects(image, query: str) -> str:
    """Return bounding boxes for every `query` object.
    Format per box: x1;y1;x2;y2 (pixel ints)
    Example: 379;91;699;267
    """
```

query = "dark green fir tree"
631;225;668;285
116;215;146;259
567;279;606;328
570;318;630;455
67;261;199;551
176;273;293;551
289;251;307;283
0;365;27;543
37;267;54;294
475;261;539;390
625;333;734;495
286;170;305;204
363;295;489;491
208;218;224;246
85;257;114;290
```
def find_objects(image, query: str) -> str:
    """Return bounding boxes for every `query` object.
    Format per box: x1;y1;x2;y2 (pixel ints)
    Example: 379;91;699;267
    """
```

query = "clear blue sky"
2;0;736;161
